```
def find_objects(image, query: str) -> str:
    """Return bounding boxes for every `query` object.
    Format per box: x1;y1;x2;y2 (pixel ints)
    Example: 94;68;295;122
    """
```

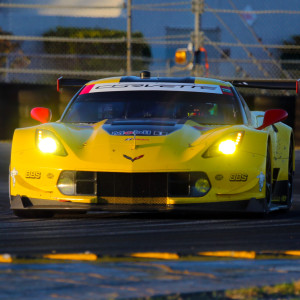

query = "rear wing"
56;76;300;95
232;79;300;94
57;76;89;92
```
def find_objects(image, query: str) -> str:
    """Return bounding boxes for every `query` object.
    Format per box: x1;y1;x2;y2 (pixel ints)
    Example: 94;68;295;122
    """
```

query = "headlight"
38;137;57;153
218;140;236;155
36;129;67;156
203;131;244;158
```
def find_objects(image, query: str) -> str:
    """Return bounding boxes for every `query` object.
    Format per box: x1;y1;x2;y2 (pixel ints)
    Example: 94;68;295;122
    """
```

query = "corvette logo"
123;154;144;162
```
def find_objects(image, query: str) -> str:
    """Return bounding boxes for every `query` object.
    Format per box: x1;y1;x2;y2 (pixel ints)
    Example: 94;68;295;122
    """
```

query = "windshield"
62;91;243;125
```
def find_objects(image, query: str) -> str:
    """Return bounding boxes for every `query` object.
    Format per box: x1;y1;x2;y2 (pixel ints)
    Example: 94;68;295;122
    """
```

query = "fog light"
195;178;210;193
191;177;211;197
57;171;75;195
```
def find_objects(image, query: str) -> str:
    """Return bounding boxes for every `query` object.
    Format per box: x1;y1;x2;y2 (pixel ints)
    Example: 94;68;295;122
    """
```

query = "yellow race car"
9;71;298;218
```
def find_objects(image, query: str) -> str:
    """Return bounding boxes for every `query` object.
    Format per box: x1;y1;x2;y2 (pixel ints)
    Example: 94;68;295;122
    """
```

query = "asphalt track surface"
1;142;300;256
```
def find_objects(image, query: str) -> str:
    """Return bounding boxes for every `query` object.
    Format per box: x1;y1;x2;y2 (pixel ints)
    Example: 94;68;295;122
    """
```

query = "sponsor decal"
215;174;224;181
10;168;18;187
25;171;41;179
47;173;54;179
220;86;233;96
125;138;150;141
79;84;95;95
123;154;144;162
103;123;181;136
229;173;248;182
113;130;167;136
257;172;265;192
89;83;222;94
154;131;167;136
112;130;151;136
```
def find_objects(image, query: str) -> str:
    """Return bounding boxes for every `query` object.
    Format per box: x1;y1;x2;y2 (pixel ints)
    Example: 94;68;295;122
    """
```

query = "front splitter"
10;195;266;213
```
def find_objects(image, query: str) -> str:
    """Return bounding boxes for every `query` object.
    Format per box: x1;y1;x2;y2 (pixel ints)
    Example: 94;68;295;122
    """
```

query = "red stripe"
80;84;94;95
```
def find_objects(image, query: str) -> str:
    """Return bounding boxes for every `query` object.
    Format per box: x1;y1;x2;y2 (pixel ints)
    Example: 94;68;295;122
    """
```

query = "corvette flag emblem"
123;154;144;162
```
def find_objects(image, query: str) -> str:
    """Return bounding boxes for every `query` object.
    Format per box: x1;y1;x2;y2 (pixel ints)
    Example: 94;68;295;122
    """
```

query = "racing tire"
13;209;55;219
284;137;294;211
263;145;272;215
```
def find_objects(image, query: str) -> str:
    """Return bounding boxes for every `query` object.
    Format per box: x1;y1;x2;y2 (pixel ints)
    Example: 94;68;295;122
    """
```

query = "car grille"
75;171;210;198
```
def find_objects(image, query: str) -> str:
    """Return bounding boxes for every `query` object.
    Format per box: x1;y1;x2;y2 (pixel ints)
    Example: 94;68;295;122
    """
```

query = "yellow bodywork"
10;121;287;206
9;77;293;209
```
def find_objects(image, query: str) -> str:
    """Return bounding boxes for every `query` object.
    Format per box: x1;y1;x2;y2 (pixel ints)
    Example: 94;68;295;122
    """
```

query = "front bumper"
10;148;269;210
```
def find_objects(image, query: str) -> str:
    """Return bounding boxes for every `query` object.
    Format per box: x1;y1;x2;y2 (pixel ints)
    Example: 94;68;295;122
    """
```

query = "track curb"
2;250;300;263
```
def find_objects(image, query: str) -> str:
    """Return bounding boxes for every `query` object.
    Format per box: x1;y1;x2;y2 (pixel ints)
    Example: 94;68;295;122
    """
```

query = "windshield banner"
85;83;223;94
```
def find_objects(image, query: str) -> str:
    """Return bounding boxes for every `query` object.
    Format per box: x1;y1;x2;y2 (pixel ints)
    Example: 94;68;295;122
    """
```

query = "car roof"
85;76;233;87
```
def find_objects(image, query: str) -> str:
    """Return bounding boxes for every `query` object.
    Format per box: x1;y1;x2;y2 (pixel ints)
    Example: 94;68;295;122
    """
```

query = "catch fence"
0;1;300;84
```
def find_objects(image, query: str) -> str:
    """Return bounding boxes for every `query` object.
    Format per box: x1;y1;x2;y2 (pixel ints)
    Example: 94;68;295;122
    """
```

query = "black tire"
264;145;272;214
285;138;294;210
13;210;55;219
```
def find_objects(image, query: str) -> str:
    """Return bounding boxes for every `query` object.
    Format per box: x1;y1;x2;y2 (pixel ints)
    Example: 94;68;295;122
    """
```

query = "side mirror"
256;109;288;130
31;107;52;124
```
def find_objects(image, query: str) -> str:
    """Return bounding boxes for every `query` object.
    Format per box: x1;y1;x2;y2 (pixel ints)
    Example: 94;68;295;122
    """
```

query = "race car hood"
45;119;221;171
14;118;267;173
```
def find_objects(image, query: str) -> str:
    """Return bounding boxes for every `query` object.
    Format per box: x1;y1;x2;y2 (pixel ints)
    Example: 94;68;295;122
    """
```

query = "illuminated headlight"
36;130;67;156
203;131;244;158
218;140;236;155
38;137;57;153
57;171;75;195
